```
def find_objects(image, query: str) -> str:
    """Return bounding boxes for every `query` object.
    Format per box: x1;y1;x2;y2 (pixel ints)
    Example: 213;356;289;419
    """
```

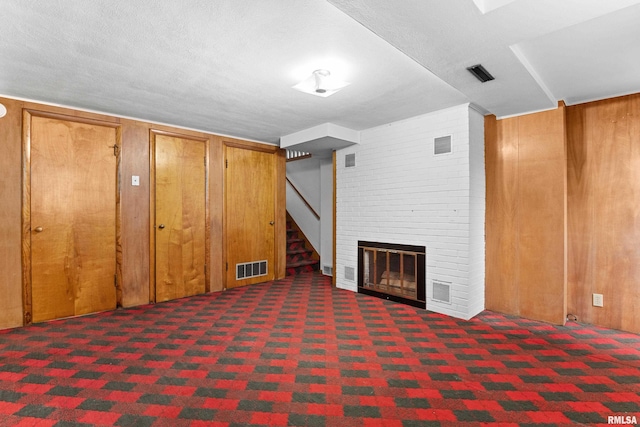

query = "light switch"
131;175;140;186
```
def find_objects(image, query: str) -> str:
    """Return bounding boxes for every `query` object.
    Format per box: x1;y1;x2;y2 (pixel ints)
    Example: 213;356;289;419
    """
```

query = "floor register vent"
432;280;451;304
344;266;355;281
236;260;268;280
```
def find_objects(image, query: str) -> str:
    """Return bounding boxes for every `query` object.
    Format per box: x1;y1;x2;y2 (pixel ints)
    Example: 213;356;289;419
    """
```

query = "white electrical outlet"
131;175;140;186
593;293;604;307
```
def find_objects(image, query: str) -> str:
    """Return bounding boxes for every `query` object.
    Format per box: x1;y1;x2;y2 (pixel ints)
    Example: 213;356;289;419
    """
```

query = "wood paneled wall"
119;120;152;307
487;93;640;333
0;96;285;329
567;94;640;334
485;105;567;325
0;98;25;328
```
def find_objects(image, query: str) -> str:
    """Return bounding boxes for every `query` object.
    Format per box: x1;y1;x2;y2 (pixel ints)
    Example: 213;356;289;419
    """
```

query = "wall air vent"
344;266;355;281
434;135;452;155
345;153;356;168
323;265;333;276
466;64;495;83
236;260;268;280
432;280;451;304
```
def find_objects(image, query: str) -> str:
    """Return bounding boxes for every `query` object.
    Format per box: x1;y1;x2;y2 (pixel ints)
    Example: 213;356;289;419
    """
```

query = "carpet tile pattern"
0;271;639;426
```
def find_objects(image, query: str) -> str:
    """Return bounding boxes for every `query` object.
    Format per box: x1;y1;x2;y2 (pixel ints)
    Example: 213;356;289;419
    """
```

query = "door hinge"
111;144;120;157
225;159;228;168
226;262;228;271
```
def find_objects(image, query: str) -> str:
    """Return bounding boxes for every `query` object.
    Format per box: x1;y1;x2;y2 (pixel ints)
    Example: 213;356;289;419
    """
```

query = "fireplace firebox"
358;241;426;308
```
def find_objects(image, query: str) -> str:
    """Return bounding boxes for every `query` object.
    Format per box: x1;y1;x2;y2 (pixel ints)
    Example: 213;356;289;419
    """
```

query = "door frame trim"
21;109;122;325
332;151;337;287
149;129;210;303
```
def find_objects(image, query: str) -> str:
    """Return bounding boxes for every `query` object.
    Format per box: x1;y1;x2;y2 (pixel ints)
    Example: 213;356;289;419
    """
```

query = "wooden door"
29;115;118;323
225;146;275;288
153;134;206;302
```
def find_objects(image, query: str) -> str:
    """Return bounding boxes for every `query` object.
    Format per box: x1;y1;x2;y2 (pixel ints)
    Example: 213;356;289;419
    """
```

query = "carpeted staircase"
286;214;320;275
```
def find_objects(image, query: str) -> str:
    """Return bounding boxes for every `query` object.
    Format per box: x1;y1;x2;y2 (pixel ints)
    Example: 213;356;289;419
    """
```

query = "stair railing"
286;150;312;162
286;177;320;220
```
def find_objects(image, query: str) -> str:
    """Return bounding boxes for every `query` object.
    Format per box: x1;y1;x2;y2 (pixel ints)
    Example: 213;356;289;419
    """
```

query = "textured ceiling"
328;0;640;117
0;0;639;144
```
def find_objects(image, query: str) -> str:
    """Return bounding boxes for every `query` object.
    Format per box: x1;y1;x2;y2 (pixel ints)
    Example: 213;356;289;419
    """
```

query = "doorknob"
269;221;274;226
34;226;43;233
158;224;165;229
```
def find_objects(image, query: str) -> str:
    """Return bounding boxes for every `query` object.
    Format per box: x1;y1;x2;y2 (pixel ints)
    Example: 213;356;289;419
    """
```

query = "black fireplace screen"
358;241;426;309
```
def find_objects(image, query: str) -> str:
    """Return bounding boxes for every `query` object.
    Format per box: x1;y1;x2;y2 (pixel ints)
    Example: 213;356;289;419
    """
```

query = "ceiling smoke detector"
293;69;350;97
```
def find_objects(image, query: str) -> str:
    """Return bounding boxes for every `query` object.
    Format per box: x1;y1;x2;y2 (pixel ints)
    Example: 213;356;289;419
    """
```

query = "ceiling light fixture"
0;103;6;118
293;69;350;97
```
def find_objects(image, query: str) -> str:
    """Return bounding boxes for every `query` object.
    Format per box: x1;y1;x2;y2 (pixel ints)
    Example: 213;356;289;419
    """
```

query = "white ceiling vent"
434;136;452;155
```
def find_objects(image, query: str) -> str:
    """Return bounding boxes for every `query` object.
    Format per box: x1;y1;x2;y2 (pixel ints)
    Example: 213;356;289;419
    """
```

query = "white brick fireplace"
335;104;485;320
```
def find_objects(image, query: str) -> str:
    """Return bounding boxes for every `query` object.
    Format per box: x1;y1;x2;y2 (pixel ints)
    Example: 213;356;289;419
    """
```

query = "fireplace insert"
358;241;426;308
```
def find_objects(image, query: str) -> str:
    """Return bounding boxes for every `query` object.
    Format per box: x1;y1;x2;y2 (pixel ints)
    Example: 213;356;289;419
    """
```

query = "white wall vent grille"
434;135;452;155
432;280;451;304
236;260;268;280
344;266;355;281
345;153;356;167
323;265;333;276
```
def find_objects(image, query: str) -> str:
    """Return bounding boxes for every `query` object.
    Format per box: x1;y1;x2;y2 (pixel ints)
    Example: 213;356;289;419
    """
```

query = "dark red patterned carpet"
0;271;638;426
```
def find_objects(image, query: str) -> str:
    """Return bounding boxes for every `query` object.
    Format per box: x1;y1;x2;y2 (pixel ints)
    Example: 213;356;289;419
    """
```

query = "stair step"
287;248;313;255
286;259;319;269
285;214;319;276
286;258;319;276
